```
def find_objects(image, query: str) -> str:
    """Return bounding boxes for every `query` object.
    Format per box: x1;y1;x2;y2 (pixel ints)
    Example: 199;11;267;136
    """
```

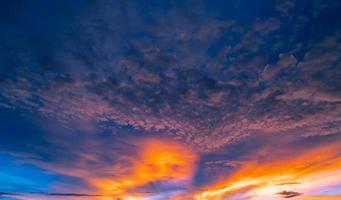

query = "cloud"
1;0;340;154
261;54;297;81
277;190;302;198
192;142;341;200
90;138;198;198
0;1;341;199
0;192;102;200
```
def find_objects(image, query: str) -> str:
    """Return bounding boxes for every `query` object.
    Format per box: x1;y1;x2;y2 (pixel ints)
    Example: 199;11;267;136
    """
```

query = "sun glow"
194;143;341;200
91;138;198;199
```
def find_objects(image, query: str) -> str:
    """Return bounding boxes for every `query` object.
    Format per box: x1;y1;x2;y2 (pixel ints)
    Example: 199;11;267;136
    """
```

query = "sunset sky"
0;0;341;199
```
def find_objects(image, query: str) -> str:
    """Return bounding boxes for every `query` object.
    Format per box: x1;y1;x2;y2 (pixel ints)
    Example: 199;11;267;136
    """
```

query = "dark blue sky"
0;0;341;199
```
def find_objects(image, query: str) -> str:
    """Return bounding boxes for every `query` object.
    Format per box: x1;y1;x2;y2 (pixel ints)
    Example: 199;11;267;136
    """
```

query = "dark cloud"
0;0;340;152
39;192;100;197
0;192;100;197
277;190;303;198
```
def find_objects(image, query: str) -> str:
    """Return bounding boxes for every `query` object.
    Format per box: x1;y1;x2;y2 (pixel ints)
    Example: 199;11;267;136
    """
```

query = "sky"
0;0;340;199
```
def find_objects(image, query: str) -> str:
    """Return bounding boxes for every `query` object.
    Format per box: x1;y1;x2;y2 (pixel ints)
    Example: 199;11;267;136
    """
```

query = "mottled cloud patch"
1;0;340;153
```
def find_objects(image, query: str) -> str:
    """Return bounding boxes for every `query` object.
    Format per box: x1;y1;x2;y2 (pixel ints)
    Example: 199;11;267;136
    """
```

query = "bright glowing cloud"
193;143;341;200
91;138;198;199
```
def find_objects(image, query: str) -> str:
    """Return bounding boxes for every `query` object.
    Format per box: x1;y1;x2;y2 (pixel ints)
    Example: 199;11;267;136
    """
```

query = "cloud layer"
0;0;340;199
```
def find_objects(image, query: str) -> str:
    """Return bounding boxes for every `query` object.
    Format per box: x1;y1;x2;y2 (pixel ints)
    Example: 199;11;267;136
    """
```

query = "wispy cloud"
192;142;341;199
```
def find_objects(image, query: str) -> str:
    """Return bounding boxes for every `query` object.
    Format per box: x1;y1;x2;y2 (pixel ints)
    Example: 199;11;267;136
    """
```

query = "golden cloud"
91;138;198;198
194;142;341;200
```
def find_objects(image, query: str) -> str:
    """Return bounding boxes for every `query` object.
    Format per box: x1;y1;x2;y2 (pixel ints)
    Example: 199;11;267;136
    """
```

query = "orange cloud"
91;138;198;198
194;142;341;200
